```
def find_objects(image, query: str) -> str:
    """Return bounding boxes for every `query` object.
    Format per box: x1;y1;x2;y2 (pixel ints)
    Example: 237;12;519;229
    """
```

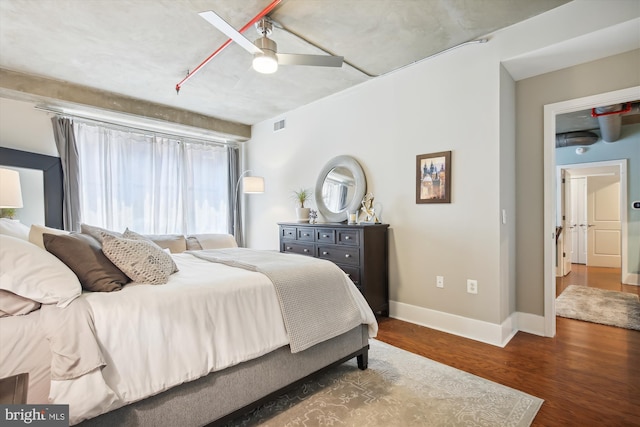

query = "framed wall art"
416;151;451;204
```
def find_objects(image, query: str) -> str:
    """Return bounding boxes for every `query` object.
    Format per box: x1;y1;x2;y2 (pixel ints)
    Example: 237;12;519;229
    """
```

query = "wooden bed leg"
357;347;368;370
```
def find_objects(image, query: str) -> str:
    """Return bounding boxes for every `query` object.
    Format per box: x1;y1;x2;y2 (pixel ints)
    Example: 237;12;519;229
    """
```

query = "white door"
561;170;573;275
586;174;621;268
570;177;587;264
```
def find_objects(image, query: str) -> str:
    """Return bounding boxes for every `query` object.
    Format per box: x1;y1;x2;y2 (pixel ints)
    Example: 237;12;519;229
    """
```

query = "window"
75;122;231;235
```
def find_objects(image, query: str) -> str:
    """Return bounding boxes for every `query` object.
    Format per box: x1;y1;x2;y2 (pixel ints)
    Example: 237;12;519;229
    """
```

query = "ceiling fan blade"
199;11;262;55
277;53;344;68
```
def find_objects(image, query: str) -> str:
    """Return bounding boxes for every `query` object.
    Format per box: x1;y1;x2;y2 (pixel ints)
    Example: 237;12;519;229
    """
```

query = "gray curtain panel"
228;146;242;246
51;117;81;231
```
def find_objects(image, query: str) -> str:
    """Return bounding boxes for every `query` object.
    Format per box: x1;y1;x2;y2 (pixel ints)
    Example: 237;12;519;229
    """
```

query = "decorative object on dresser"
291;188;312;222
360;192;380;223
416;150;451;204
309;209;318;224
279;221;389;316
315;155;367;223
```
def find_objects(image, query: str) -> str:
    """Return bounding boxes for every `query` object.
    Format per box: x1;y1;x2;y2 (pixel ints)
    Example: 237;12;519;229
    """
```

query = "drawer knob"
322;251;328;255
345;236;350;240
345;254;351;258
286;246;292;250
304;233;309;236
303;249;309;253
323;234;329;238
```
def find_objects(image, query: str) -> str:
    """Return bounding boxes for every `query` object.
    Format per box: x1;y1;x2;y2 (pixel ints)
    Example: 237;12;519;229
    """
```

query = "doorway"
543;86;639;337
557;161;624;278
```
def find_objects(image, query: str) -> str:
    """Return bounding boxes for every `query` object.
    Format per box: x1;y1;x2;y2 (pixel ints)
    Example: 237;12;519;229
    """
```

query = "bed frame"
79;325;369;427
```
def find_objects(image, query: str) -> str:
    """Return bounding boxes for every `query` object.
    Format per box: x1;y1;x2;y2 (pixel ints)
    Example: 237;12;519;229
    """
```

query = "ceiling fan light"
253;52;278;74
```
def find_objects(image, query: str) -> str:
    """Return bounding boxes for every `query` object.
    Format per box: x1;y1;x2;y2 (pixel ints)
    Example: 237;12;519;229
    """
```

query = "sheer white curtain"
75;122;230;235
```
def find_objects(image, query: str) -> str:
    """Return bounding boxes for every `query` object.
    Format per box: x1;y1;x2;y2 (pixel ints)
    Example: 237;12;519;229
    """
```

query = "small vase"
295;207;310;222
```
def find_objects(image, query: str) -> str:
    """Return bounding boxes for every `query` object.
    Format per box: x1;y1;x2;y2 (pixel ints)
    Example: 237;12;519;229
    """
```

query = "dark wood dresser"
278;222;389;316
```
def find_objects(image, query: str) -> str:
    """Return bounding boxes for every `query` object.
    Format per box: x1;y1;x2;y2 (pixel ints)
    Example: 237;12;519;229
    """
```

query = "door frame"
556;161;626;270
543;86;639;337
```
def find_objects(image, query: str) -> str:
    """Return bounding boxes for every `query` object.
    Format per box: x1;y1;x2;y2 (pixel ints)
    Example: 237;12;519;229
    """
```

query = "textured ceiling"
0;0;571;127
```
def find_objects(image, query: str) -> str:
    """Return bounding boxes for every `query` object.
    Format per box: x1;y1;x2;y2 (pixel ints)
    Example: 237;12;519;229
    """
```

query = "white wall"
247;38;505;329
0;97;58;156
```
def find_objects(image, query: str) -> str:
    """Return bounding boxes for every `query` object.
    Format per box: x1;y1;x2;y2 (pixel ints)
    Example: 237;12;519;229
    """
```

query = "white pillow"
29;224;69;249
0;234;82;307
0;218;30;240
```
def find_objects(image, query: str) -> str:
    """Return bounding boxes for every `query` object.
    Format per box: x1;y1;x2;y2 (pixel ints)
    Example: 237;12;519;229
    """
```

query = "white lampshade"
243;176;265;194
0;168;23;208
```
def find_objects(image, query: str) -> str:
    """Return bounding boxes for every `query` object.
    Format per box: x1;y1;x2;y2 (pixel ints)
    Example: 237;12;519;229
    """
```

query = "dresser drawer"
297;228;314;241
316;229;336;244
337;229;359;246
281;241;314;256
340;265;361;288
317;245;360;266
281;227;297;240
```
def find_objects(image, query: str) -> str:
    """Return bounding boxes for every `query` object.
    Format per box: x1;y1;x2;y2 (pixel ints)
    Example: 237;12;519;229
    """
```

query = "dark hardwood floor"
376;265;640;426
557;264;639;296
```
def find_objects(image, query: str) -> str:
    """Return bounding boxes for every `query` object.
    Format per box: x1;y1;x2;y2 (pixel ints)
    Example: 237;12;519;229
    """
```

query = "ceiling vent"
273;119;286;132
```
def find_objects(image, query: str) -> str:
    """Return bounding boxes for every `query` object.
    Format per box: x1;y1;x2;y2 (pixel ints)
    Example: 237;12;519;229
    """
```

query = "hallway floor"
556;264;639;296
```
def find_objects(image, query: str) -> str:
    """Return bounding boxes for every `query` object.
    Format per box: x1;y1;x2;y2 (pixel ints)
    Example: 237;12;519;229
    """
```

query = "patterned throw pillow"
122;228;178;273
101;235;178;285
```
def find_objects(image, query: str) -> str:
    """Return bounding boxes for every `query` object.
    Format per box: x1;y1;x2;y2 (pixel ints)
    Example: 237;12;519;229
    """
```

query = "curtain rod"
34;106;237;147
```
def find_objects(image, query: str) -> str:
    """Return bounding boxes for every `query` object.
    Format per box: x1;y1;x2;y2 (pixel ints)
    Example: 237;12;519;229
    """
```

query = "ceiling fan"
198;10;344;74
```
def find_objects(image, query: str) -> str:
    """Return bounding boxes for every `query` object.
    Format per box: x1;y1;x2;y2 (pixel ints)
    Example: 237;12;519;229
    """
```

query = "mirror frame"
0;147;63;229
315;155;366;223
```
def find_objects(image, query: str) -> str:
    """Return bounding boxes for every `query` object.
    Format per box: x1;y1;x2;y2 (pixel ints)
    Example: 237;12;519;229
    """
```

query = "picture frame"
416;151;451;204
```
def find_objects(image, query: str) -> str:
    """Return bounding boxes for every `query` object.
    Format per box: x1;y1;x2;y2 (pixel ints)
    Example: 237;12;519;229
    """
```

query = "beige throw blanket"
188;248;363;353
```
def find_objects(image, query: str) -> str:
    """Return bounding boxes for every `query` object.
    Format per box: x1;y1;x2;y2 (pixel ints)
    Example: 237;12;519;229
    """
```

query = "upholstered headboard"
0;147;63;229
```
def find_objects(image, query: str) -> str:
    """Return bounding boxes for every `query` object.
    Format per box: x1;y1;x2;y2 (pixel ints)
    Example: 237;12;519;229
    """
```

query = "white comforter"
49;253;377;424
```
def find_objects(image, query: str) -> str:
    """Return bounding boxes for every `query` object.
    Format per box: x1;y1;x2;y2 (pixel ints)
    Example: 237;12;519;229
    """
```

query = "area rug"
226;339;543;427
556;285;640;331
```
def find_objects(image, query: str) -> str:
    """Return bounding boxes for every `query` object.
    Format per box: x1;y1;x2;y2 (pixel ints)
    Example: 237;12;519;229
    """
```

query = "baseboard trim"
389;301;519;348
623;272;639;286
515;312;546;337
389;301;549;346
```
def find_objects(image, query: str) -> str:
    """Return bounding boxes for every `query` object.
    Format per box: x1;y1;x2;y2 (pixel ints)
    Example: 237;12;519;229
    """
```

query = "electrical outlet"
436;276;444;288
467;279;478;294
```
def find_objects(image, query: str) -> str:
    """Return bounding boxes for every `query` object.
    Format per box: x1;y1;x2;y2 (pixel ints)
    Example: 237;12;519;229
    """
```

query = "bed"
0;223;377;426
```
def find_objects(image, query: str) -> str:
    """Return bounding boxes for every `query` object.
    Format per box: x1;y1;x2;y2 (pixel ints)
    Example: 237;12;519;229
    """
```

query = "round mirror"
315;156;366;223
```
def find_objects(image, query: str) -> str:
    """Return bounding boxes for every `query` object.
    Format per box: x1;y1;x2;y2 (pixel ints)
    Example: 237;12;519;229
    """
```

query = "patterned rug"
226;339;543;427
556;285;640;330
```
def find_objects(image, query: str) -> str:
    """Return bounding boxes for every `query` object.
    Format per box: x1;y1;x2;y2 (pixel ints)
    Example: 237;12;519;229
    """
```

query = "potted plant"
0;208;16;219
291;188;312;222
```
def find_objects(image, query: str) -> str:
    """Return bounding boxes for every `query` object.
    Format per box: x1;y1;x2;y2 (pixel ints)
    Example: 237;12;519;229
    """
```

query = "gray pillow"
101;235;178;285
144;234;187;254
43;233;129;292
186;236;203;251
80;223;122;244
